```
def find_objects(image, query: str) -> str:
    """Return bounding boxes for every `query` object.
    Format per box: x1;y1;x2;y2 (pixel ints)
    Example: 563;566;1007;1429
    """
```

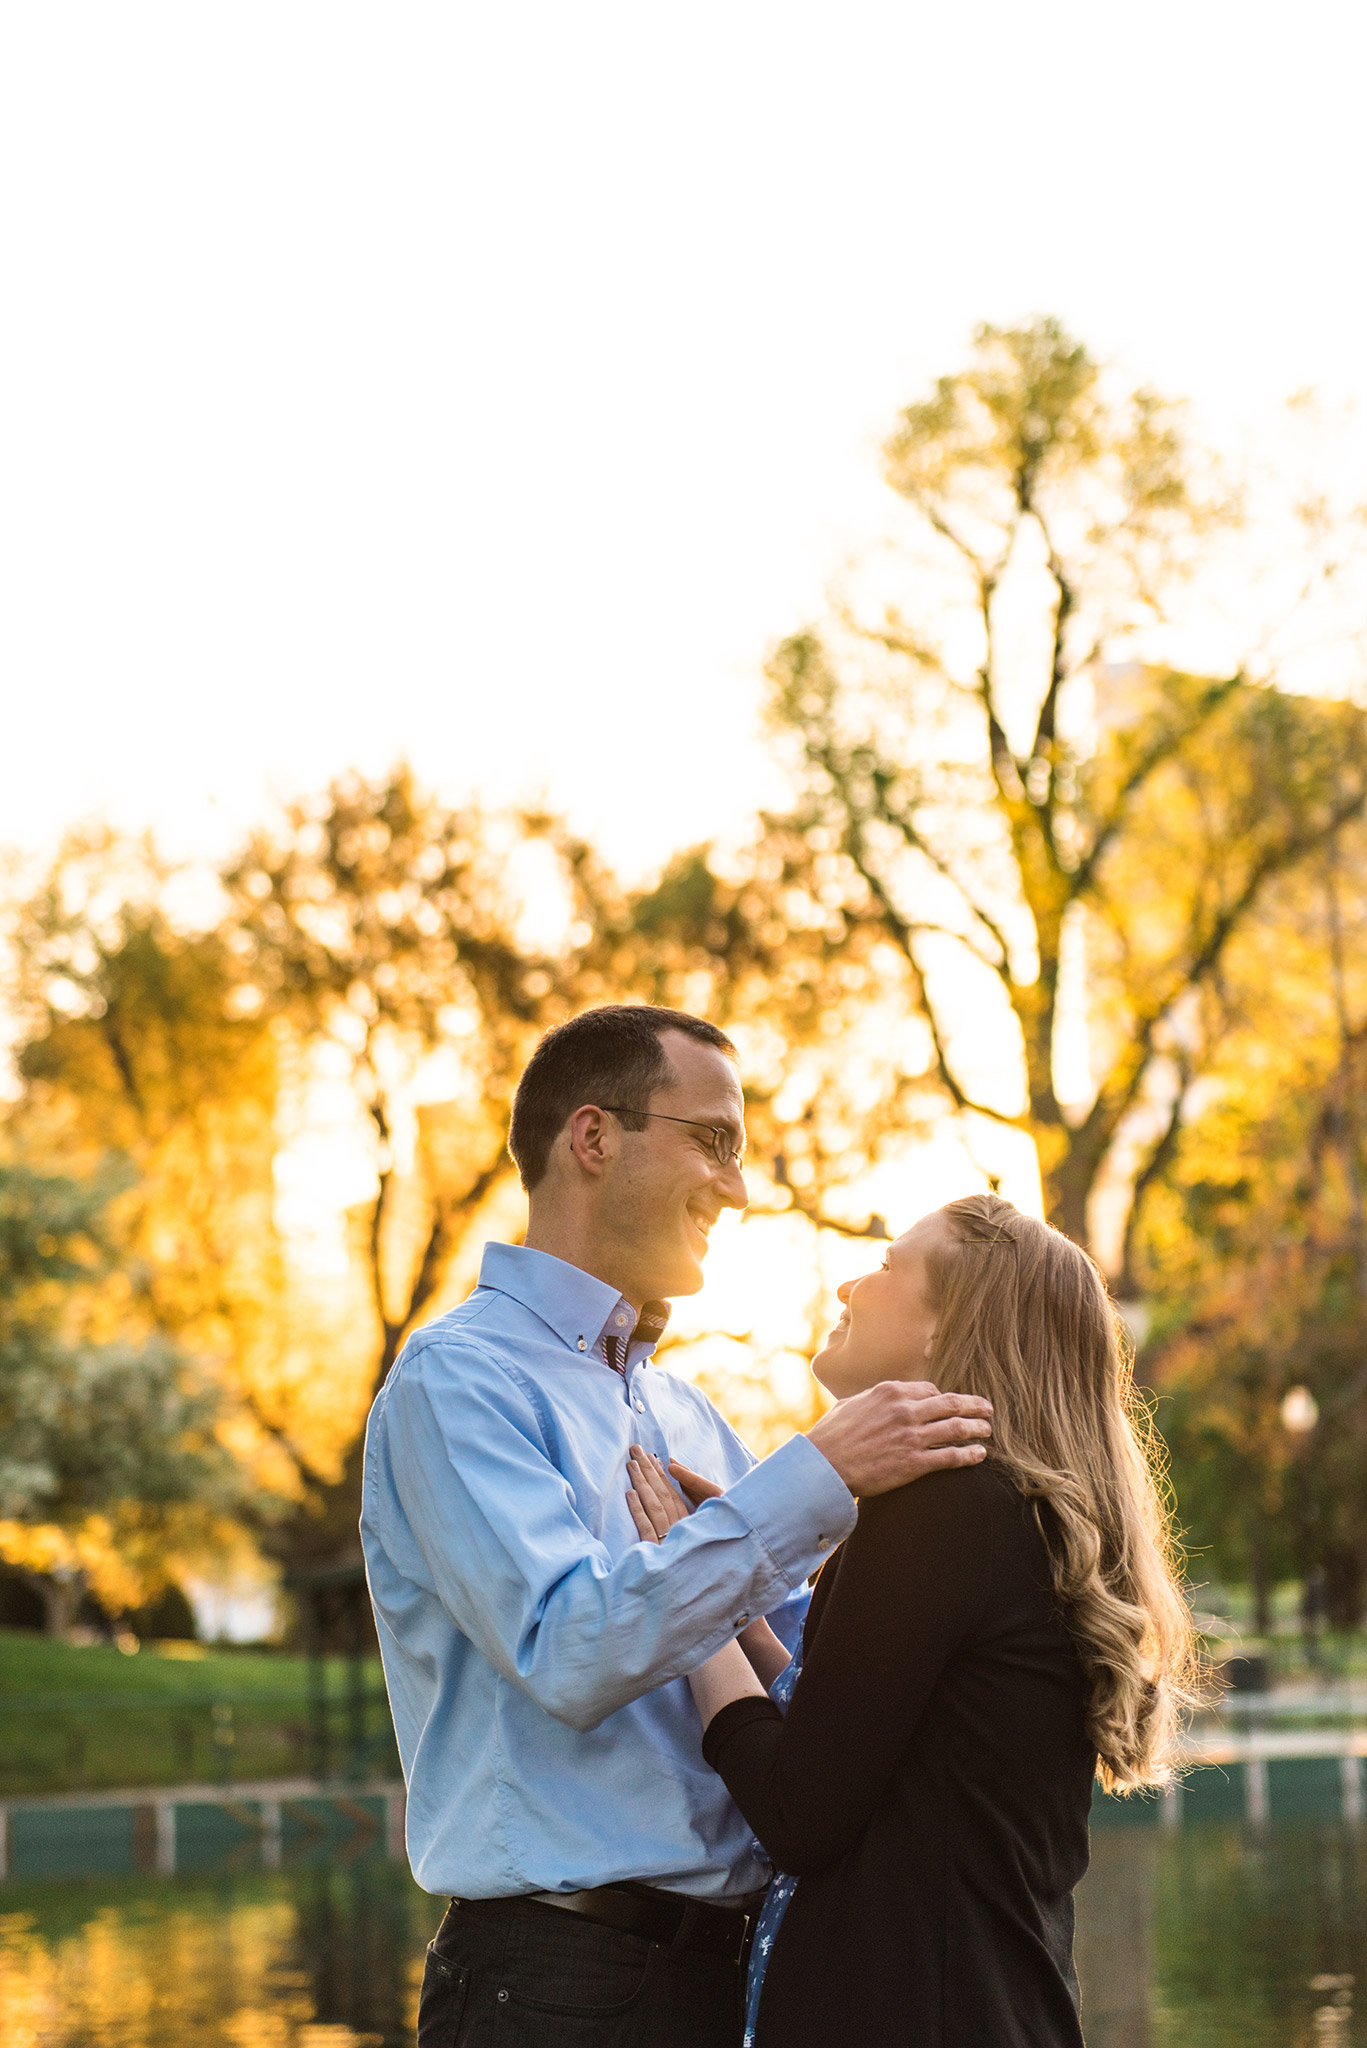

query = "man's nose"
718;1157;749;1212
836;1278;854;1304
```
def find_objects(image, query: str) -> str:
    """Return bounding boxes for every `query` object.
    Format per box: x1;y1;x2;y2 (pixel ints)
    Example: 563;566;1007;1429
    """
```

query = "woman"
626;1193;1197;2047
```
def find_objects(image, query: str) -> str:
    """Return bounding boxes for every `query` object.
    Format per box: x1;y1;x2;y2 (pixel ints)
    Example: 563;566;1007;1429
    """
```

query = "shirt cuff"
701;1694;783;1771
724;1431;856;1585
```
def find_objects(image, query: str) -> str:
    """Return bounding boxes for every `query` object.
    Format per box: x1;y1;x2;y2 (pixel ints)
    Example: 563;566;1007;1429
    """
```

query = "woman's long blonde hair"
924;1193;1197;1792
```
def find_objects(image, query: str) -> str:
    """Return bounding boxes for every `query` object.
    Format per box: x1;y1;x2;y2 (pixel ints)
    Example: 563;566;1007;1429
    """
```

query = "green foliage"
3;321;1364;1625
0;1159;127;1304
762;317;1367;1257
0;1160;239;1628
1137;848;1367;1619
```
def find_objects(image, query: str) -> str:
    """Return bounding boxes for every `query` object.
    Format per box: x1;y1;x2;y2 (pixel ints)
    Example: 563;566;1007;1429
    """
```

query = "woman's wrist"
737;1617;791;1688
688;1639;769;1730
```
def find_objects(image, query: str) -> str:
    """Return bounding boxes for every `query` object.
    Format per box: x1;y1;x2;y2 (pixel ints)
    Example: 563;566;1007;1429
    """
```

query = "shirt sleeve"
700;1467;1000;1874
662;1375;813;1657
372;1334;855;1733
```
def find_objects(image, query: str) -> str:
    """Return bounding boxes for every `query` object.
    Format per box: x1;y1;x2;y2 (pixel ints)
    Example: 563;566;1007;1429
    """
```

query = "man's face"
600;1031;749;1300
811;1211;947;1399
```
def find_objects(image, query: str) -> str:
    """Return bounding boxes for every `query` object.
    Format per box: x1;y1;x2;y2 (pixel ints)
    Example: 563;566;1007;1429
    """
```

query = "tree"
220;773;936;1559
1137;837;1367;1628
762;317;1367;1263
563;826;933;1238
219;770;568;1387
216;769;614;1565
3;830;299;1495
0;1162;233;1634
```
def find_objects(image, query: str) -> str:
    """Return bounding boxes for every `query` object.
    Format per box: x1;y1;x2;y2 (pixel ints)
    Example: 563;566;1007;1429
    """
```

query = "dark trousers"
418;1894;744;2048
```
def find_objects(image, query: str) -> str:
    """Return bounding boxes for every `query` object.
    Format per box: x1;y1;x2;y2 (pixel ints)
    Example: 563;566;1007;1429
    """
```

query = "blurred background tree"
2;319;1366;1642
4;830;287;1439
0;1161;235;1634
215;767;599;1568
762;317;1367;1272
1136;836;1367;1632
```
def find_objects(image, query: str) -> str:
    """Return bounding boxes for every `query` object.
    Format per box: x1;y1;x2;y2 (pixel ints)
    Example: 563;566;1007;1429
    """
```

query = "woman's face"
812;1211;950;1400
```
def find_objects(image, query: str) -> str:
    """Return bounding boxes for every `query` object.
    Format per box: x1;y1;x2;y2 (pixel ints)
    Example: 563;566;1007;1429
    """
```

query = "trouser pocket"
417;1944;470;2047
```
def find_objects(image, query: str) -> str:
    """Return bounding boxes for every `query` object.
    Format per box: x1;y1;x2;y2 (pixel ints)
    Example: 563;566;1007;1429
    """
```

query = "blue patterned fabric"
743;1648;803;2046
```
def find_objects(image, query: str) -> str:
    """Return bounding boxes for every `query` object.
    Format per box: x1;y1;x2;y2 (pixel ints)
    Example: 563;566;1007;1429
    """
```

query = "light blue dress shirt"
361;1242;856;1901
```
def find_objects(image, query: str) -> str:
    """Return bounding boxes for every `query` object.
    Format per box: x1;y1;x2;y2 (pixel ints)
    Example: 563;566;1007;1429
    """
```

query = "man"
361;1005;992;2046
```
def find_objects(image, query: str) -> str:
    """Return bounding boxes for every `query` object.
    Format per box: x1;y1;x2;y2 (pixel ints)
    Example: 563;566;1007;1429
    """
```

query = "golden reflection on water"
5;1820;1367;2048
0;1894;424;2048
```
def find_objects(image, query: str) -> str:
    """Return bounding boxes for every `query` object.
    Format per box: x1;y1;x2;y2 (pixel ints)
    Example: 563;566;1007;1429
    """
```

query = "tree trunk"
20;1567;88;1638
1323;1542;1366;1631
1250;1532;1272;1637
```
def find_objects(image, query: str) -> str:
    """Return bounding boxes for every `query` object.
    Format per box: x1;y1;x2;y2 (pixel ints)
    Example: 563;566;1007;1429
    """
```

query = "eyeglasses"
601;1107;746;1169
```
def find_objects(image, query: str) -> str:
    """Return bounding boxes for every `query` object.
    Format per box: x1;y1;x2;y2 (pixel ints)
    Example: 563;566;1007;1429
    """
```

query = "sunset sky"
3;1;1366;886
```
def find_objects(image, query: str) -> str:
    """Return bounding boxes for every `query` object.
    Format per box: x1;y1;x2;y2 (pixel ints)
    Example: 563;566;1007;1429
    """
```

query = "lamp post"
1281;1386;1321;1670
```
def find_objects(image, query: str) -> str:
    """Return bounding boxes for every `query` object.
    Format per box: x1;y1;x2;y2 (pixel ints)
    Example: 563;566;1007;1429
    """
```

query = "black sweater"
702;1464;1096;2047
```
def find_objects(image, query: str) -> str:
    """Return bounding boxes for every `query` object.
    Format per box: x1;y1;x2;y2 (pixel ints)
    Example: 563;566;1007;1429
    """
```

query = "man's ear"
566;1104;616;1177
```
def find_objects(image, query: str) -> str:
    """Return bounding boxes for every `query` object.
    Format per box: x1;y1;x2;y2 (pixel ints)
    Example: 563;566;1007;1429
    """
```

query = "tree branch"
238;1387;332;1491
846;838;1025;1130
1118;1053;1194;1292
863;776;1016;977
758;1170;892;1241
1071;675;1245;899
400;1151;512;1339
1028;515;1075;766
1082;775;1367;1179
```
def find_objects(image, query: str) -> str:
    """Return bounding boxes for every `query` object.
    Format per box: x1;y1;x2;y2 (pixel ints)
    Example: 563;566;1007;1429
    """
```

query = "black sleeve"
700;1465;1000;1875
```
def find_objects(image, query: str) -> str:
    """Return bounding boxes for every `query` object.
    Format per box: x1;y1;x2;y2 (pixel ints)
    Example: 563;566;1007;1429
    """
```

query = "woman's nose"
836;1278;854;1304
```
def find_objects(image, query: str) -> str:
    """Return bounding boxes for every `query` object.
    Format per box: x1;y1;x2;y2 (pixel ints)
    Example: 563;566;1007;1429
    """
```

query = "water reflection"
0;1862;444;2048
1076;1819;1367;2047
1;1821;1363;2046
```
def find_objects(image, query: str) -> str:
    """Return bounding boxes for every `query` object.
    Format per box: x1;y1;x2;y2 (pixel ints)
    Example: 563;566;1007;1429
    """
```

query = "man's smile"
685;1199;719;1249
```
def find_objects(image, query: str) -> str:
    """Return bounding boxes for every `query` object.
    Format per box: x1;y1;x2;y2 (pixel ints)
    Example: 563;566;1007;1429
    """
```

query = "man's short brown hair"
508;1005;737;1192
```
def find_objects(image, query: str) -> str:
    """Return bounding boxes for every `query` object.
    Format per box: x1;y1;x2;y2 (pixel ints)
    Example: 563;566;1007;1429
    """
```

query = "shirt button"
817;1534;828;1547
497;1989;509;2003
734;1614;750;1629
634;1398;645;1413
615;1312;629;1327
576;1337;587;1352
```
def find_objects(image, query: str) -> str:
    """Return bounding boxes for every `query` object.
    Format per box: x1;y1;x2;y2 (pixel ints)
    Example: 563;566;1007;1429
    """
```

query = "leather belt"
457;1882;763;1965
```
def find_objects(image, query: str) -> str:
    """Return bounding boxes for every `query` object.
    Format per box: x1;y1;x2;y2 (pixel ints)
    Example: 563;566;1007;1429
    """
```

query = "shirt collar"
476;1243;669;1358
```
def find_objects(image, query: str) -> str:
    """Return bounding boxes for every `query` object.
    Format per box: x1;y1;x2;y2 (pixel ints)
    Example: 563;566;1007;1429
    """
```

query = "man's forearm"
464;1439;853;1730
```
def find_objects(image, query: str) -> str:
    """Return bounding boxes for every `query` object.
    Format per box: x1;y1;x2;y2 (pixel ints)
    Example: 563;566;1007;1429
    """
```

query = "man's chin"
640;1253;705;1301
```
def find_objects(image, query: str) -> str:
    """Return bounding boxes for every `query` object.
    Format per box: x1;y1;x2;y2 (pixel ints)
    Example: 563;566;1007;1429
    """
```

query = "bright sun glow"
3;3;1367;887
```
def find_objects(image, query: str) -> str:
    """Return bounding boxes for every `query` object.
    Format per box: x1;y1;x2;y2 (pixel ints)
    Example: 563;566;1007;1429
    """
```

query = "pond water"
1;1817;1363;2046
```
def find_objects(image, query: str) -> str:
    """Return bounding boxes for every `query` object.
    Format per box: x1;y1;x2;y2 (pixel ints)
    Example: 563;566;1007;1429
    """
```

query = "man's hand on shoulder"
806;1380;992;1497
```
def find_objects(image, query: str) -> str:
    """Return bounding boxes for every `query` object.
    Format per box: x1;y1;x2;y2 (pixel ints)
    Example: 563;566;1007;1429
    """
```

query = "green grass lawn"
0;1629;396;1797
0;1627;320;1701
